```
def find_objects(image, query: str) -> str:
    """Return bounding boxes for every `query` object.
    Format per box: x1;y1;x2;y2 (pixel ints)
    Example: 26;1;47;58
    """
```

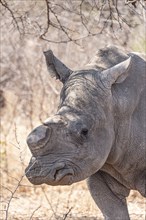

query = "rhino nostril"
27;125;51;150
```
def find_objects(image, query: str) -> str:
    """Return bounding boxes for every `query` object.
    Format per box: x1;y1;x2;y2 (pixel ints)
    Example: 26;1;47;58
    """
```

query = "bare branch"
1;0;145;43
0;0;21;34
29;205;41;220
63;207;73;220
40;0;50;39
79;0;91;34
4;175;25;220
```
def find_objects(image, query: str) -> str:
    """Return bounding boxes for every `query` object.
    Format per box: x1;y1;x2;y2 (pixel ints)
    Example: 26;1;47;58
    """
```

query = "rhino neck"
108;55;146;165
107;88;135;165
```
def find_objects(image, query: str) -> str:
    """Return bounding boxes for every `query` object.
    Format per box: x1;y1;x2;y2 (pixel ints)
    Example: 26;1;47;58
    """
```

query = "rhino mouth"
53;167;74;182
25;159;75;185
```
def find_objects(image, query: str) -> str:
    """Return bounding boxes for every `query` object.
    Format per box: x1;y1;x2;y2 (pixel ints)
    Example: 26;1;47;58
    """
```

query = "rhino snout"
27;125;52;154
25;159;74;185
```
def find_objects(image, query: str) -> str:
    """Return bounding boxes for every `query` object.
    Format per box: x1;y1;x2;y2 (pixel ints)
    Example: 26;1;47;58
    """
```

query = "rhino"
25;46;146;220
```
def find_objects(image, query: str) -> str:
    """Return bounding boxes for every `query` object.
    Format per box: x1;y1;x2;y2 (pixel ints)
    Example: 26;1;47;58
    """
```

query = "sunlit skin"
26;46;146;220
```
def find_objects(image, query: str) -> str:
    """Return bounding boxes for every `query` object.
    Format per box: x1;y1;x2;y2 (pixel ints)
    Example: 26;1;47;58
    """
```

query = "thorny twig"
14;123;27;166
29;205;41;220
2;156;37;220
63;207;73;220
3;174;24;220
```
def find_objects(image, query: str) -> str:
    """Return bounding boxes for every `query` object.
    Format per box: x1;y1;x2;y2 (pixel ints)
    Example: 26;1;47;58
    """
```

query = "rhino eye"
80;128;88;137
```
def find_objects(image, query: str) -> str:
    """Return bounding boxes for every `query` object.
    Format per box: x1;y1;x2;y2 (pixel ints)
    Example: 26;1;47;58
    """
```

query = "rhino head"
25;46;131;186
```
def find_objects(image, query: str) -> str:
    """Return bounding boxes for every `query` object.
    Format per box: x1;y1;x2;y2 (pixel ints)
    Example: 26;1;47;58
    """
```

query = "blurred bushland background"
0;0;146;219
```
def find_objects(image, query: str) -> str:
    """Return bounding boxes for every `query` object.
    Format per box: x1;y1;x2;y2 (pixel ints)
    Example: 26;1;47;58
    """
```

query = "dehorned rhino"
25;46;146;220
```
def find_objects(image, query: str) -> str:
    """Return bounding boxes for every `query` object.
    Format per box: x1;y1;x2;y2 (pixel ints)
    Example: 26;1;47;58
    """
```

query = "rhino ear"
43;50;72;83
101;57;132;87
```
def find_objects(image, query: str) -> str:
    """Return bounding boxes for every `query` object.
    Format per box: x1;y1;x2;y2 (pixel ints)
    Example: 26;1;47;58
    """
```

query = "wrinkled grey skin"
26;46;146;220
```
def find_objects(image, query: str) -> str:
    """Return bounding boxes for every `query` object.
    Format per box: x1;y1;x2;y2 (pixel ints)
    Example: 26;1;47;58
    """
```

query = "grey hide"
25;46;146;220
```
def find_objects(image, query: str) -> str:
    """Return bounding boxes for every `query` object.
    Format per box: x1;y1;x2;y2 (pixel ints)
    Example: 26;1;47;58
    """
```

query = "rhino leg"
87;171;130;220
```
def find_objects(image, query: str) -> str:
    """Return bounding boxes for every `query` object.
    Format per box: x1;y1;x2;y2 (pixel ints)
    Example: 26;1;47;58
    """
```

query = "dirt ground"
1;176;146;220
